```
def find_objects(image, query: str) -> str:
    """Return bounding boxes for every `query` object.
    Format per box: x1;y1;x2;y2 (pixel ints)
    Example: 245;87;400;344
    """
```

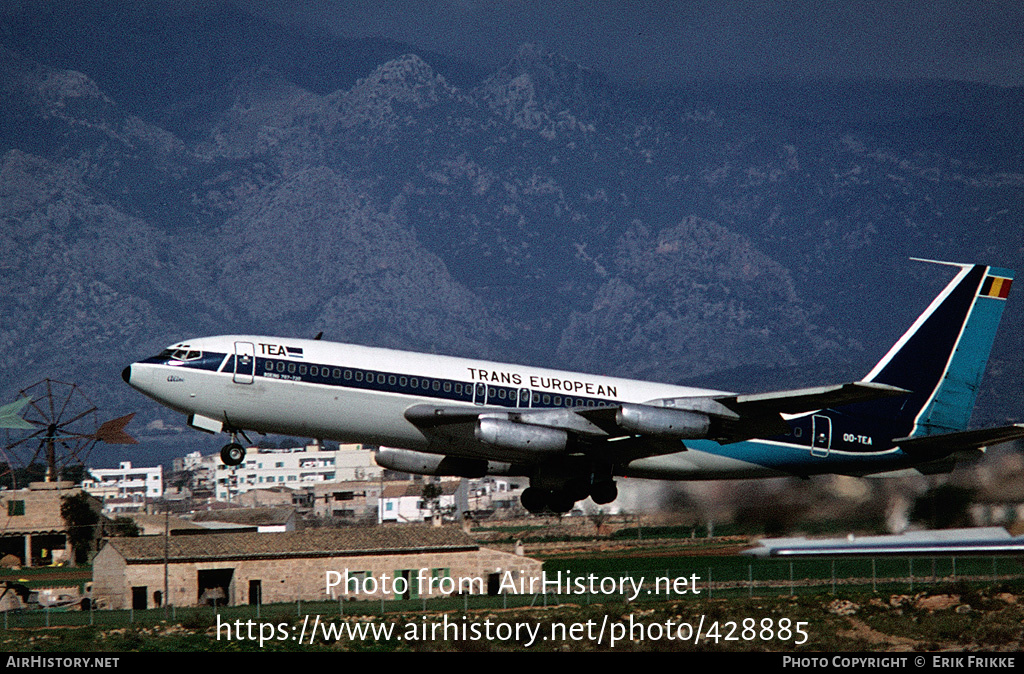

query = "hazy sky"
247;0;1024;87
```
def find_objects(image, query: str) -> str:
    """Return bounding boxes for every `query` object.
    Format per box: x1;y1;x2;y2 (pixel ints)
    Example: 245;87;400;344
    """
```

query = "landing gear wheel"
547;490;576;514
566;478;591;502
590;481;618;505
521;487;549;514
220;442;246;466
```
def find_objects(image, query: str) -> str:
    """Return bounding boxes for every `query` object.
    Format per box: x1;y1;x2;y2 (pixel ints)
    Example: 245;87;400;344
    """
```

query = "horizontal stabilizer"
895;424;1024;455
717;381;909;416
0;397;35;430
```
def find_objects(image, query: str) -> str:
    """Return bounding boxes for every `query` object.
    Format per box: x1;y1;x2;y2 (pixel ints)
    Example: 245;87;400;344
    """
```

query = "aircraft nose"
122;365;132;384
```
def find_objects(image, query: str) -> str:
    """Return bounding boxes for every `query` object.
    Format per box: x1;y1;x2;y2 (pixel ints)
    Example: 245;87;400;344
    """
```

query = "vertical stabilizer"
862;261;1013;437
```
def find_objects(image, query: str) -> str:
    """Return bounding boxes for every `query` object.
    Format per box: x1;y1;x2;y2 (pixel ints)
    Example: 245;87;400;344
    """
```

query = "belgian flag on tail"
981;275;1012;299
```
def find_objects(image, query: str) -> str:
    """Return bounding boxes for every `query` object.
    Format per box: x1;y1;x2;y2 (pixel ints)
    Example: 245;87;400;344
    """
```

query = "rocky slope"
0;6;1021;468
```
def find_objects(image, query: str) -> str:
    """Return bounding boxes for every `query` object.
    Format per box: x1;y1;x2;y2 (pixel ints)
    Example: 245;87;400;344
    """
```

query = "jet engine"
375;447;501;477
475;417;568;456
615;403;712;438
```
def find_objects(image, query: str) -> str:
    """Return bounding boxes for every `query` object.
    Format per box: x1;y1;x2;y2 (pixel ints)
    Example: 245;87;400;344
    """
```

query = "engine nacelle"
375;447;495;478
475;417;568;455
616;403;712;439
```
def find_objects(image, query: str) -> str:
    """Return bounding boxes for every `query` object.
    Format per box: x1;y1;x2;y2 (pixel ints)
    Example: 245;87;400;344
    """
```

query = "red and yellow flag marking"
981;275;1013;299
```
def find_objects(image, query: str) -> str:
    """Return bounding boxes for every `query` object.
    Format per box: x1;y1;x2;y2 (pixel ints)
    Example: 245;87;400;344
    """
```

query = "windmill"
1;379;137;488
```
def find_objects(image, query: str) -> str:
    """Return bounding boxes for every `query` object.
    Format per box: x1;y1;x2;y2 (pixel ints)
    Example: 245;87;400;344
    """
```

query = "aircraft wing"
713;381;909;416
894;424;1024;456
641;381;910;443
404;380;910;462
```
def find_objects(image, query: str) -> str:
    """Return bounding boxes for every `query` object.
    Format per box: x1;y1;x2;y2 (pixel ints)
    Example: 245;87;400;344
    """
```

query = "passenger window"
355;371;363;382
276;362;285;373
311;366;318;376
432;380;440;391
443;382;451;392
288;363;296;374
333;369;341;379
388;375;396;385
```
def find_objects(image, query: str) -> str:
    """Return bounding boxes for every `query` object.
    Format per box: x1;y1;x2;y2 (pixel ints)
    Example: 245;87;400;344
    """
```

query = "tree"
421;482;443;519
106;516;140;537
60;492;100;564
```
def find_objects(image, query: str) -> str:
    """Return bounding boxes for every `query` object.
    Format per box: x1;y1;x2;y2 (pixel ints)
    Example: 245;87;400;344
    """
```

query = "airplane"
122;260;1024;514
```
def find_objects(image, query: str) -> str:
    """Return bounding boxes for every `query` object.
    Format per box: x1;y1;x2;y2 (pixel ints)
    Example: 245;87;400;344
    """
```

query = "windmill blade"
93;414;138;445
5;427;45;450
0;398;35;430
5;380;134;487
49;406;99;432
23;436;47;465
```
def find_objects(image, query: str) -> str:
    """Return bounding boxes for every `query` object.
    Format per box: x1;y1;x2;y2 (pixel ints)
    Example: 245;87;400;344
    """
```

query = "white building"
213;444;381;501
465;477;523;512
81;462;163;513
379;481;461;523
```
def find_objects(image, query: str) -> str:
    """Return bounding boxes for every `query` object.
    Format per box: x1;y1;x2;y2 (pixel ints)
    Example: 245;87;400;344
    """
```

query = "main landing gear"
521;479;618;515
220;435;246;466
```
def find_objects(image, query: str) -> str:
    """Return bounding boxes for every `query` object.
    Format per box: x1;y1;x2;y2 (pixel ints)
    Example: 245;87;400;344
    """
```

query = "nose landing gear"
220;435;246;466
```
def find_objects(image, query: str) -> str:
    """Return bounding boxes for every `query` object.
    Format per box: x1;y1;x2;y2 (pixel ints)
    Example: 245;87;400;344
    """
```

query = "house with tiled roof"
0;482;102;567
91;525;540;609
190;506;297;532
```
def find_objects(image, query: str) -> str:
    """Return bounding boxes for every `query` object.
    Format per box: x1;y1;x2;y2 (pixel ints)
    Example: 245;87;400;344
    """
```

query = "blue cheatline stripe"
683;438;908;475
913;265;1014;436
207;354;618;410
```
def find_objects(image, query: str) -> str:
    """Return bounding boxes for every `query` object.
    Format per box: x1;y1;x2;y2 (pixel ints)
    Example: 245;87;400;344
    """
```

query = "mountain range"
1;3;1021;469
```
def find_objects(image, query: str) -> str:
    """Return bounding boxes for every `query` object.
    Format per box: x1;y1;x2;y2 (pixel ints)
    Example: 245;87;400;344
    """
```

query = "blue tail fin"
861;261;1013;437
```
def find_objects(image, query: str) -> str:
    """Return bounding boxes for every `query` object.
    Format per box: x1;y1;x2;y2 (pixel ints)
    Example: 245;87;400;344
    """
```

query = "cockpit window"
158;349;202;362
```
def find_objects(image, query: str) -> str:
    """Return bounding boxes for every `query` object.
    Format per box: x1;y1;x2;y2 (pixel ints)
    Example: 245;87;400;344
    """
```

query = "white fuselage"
126;334;723;449
123;335;907;481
